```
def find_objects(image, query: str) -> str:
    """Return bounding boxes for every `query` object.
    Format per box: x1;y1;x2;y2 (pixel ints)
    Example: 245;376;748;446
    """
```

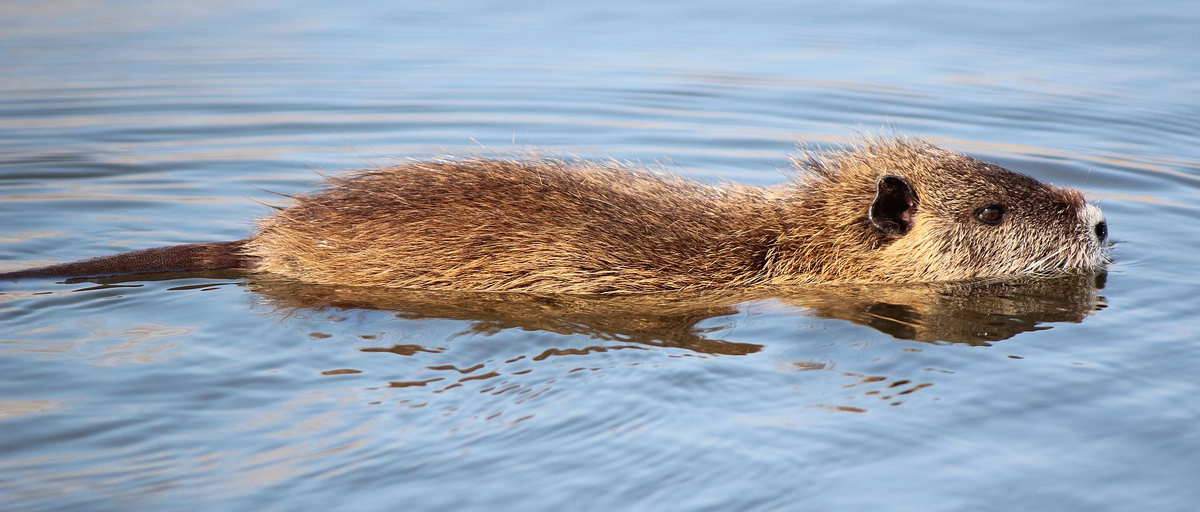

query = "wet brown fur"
2;137;1109;293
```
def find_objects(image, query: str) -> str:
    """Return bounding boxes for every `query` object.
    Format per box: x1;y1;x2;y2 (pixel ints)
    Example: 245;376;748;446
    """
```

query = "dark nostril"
1094;220;1108;243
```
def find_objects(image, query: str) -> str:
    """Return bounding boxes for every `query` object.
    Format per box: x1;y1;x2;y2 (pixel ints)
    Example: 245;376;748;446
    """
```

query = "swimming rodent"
0;136;1110;294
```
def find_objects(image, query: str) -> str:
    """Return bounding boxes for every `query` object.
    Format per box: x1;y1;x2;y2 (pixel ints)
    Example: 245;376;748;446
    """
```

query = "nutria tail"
0;240;248;281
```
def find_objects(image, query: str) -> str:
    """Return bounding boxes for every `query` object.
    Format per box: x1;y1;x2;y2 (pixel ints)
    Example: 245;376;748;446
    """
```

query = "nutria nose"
1094;220;1108;243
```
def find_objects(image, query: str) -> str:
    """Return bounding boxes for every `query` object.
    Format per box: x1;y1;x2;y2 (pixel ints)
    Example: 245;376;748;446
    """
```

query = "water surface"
2;1;1199;510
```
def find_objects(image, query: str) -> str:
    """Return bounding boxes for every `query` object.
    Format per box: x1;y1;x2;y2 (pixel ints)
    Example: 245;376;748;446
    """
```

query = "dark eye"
974;205;1005;225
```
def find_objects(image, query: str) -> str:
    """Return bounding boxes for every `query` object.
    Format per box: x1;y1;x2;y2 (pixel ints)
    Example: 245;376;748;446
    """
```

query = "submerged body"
0;137;1110;293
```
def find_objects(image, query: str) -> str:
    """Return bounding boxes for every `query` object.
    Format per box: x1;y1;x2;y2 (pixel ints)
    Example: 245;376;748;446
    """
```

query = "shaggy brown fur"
0;137;1110;293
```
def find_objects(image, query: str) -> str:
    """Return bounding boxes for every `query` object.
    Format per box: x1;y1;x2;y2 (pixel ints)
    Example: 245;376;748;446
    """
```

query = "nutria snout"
0;136;1111;293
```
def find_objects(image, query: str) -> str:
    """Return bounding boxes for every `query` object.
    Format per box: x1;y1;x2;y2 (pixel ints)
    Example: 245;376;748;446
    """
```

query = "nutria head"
774;138;1110;284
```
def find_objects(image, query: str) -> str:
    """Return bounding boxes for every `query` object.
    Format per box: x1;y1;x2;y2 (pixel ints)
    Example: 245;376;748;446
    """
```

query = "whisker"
1023;245;1069;274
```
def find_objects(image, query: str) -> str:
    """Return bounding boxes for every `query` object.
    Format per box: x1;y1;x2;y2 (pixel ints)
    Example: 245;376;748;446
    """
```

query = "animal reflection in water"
227;272;1106;351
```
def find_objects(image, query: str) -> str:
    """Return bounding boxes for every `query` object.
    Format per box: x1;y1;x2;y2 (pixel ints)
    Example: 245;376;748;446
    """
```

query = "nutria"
0;136;1110;293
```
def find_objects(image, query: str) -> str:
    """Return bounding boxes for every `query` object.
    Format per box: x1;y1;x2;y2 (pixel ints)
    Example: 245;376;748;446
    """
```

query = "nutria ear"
869;175;918;235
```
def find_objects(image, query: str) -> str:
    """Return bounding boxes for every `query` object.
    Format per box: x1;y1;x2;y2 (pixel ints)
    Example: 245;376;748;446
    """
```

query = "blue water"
2;1;1199;510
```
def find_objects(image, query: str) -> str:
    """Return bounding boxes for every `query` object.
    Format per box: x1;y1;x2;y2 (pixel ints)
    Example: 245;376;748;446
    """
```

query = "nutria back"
1;137;1110;293
247;158;781;293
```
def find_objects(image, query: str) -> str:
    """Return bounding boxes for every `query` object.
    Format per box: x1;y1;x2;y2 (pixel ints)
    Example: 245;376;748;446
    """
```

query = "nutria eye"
975;205;1004;225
